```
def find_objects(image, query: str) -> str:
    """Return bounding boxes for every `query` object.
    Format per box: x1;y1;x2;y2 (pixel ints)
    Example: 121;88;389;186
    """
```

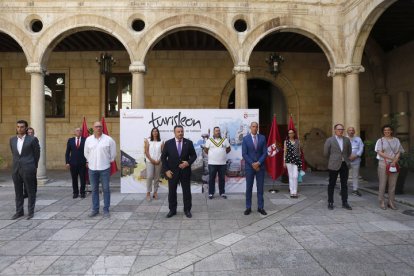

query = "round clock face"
56;77;64;85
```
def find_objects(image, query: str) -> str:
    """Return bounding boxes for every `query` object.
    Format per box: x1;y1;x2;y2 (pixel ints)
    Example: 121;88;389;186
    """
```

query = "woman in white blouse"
144;127;164;201
375;125;404;210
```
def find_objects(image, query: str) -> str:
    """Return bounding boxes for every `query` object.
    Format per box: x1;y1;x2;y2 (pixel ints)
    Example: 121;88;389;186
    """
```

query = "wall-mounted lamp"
266;53;284;78
96;53;116;75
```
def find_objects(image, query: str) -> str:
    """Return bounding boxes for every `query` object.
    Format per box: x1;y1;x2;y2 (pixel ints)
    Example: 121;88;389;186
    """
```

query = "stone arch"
32;14;137;66
136;14;239;64
350;0;398;64
0;18;33;63
220;68;300;129
243;16;337;68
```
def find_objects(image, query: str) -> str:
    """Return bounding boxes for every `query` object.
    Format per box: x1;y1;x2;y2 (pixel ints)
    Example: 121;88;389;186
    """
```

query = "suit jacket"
161;138;197;177
324;136;352;170
65;137;87;166
242;133;267;171
9;135;40;174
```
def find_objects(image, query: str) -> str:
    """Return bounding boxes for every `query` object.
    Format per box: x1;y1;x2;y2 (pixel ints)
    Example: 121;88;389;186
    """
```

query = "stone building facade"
0;0;412;182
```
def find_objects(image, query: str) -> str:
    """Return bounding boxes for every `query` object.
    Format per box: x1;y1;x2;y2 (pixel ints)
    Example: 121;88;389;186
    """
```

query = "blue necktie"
177;140;182;156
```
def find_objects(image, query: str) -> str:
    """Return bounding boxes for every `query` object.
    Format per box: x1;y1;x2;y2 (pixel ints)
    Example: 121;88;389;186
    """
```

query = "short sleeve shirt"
204;137;230;165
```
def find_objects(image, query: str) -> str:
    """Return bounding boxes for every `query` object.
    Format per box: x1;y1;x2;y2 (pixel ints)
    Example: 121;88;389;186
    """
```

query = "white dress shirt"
17;135;26;155
348;136;364;165
335;135;343;152
84;134;117;170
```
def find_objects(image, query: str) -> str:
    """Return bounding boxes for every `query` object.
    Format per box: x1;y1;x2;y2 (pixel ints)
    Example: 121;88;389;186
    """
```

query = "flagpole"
268;181;279;193
268;114;279;194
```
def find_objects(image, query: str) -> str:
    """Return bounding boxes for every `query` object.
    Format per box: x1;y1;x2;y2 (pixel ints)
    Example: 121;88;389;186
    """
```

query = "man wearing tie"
65;127;87;199
242;122;268;216
324;123;353;210
9;120;40;220
161;125;197;218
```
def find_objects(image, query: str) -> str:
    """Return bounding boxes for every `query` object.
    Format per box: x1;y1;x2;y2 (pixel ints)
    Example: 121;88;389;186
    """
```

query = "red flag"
81;117;90;183
287;115;307;170
265;115;284;180
81;117;89;138
101;117;118;176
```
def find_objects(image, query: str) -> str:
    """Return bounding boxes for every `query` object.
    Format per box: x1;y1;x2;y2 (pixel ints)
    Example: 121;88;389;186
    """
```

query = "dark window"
105;73;132;117
44;73;65;118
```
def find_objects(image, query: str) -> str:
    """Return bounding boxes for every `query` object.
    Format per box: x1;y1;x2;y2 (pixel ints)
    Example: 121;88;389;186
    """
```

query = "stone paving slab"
0;174;413;275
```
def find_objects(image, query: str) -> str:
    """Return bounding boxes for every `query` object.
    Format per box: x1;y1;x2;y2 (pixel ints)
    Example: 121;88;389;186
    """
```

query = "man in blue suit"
65;127;87;198
242;121;268;216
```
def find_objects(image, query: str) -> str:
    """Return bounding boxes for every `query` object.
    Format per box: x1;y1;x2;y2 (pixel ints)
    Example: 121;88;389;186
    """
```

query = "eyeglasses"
336;129;344;131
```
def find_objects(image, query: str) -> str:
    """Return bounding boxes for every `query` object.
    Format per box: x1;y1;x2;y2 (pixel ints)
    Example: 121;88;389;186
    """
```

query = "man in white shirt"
84;121;116;218
347;127;364;196
204;127;231;199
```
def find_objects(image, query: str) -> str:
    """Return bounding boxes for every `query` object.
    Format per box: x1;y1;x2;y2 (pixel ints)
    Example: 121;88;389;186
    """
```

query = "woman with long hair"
375;125;404;210
144;127;164;201
283;129;302;198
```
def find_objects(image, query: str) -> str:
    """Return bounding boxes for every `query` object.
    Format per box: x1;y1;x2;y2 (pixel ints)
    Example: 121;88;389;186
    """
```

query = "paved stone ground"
0;173;414;275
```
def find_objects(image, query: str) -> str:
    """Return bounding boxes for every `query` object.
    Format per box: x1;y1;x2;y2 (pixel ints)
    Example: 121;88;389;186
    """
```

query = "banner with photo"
120;109;259;193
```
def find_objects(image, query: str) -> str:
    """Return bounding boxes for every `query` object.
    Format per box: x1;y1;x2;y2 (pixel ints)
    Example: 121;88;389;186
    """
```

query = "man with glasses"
324;124;352;210
84;122;117;218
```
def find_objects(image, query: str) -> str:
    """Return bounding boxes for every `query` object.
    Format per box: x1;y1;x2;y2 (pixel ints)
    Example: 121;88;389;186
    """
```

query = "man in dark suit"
324;123;353;210
65;127;87;198
9;120;40;220
161;125;197;218
242;121;268;216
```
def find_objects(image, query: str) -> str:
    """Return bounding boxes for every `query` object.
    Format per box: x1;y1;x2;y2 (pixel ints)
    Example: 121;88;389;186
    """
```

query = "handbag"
298;170;305;183
385;159;400;175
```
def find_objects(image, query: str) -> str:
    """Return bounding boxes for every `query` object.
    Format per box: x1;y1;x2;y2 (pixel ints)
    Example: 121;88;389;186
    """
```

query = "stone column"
380;94;391;126
345;65;365;135
129;62;146;109
233;64;250;109
397;91;410;150
25;63;47;183
328;68;346;128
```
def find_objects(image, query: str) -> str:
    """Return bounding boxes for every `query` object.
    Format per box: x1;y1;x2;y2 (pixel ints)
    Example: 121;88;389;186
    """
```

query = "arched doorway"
228;79;287;137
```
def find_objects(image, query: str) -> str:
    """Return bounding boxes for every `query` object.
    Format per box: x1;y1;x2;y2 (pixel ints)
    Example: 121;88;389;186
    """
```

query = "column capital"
25;63;46;75
233;64;250;74
129;62;146;74
327;65;365;77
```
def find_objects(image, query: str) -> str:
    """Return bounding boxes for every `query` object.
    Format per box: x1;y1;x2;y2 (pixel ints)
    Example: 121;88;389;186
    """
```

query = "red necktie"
76;138;80;149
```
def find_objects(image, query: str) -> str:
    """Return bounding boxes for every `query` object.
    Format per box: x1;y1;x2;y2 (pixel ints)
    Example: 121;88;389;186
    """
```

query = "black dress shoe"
80;194;86;199
244;208;251;215
166;211;176;218
27;213;34;220
328;203;334;210
11;213;24;220
184;211;192;218
73;194;79;199
258;208;267;215
342;202;352;210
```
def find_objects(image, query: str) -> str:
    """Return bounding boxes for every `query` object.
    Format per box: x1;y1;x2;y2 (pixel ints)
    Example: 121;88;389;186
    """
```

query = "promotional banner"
120;109;259;193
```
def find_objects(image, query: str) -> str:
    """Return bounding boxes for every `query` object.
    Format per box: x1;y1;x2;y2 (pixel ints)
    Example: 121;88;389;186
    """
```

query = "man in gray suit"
324;123;352;210
10;120;40;219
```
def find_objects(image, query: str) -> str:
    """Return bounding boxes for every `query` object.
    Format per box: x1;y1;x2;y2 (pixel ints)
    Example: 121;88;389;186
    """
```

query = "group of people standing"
9;119;405;220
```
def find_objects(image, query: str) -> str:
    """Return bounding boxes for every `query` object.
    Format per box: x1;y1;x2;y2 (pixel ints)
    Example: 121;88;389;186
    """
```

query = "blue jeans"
89;168;111;213
208;164;226;195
